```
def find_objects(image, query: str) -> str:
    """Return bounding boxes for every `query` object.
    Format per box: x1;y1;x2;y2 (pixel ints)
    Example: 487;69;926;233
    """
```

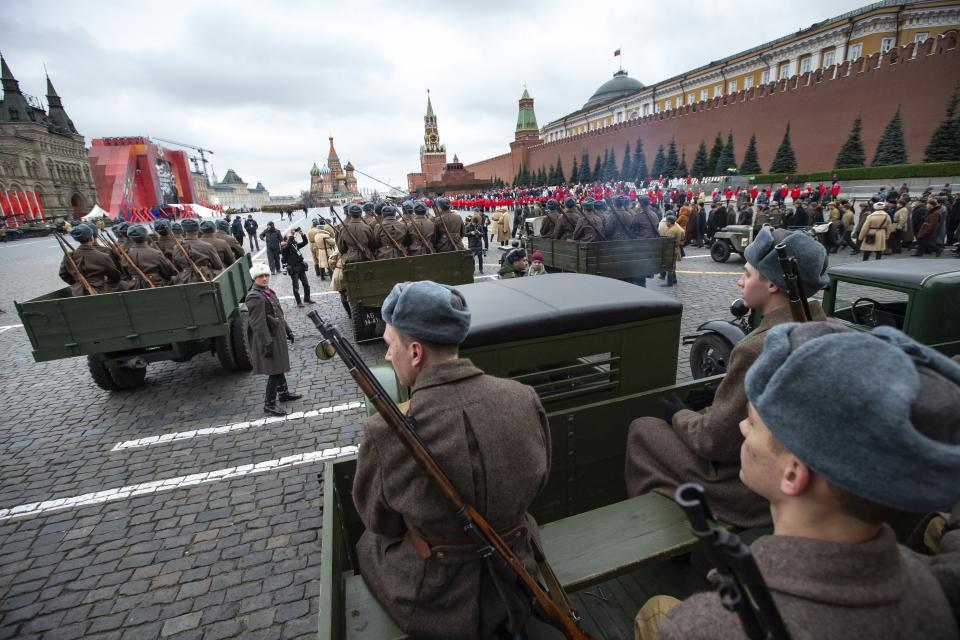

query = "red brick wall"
467;37;959;182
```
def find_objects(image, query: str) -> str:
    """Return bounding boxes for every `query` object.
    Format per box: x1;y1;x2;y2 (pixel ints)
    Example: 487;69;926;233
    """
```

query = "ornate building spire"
423;90;443;153
44;72;76;134
327;133;342;174
0;55;33;125
515;84;539;142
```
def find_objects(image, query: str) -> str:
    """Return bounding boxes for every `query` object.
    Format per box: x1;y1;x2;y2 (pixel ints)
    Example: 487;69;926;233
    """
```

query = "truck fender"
689;320;748;347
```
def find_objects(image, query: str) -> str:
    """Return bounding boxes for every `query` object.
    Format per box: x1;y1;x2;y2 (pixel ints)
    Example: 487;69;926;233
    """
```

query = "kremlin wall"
464;34;959;185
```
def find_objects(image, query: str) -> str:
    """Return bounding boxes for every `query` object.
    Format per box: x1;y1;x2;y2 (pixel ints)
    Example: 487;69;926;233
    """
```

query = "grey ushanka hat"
743;227;828;293
746;322;960;513
382;281;471;345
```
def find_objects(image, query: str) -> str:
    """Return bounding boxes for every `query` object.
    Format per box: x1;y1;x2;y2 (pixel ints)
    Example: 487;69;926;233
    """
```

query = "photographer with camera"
280;227;314;307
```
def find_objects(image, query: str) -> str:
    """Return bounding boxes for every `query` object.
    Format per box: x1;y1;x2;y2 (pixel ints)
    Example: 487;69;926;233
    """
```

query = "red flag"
0;191;10;215
33;192;45;219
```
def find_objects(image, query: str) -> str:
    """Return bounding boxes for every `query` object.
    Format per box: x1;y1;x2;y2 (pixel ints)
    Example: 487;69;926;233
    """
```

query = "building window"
713;85;722;97
823;49;836;67
688;93;695;104
726;80;736;93
761;70;770;84
881;37;895;53
744;75;754;89
700;88;708;101
915;32;929;44
778;62;790;80
848;43;862;61
654;103;660;114
665;98;672;110
799;57;812;74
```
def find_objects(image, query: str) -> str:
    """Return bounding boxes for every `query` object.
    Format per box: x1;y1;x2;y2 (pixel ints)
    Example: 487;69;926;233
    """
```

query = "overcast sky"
6;0;868;196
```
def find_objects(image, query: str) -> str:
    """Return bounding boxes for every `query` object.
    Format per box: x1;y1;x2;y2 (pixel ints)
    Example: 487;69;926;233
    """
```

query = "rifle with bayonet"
376;218;408;258
775;242;811;322
54;232;97;296
407;214;436;254
169;232;208;282
574;203;608;241
306;311;594;640
431;201;459;251
330;209;376;262
675;484;790;640
103;229;156;288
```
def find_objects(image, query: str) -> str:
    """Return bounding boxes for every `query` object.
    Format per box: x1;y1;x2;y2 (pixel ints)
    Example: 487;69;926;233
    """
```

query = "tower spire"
0;55;34;126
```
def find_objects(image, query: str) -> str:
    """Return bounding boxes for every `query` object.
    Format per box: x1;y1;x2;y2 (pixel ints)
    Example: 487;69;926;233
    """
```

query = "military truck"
341;251;476;341
15;255;255;390
709;224;752;263
685;258;960;378
527;237;676;281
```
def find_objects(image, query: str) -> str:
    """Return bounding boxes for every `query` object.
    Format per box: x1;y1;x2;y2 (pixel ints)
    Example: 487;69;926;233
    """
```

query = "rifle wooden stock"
331;209;375;261
103;230;156;288
774;242;811;322
574;204;607;241
169;233;208;282
432;203;459;251
55;233;97;296
306;312;593;640
408;216;436;254
377;219;408;257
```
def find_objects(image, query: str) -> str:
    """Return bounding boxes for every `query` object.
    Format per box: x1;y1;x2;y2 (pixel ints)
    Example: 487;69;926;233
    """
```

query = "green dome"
584;70;644;109
310;162;320;176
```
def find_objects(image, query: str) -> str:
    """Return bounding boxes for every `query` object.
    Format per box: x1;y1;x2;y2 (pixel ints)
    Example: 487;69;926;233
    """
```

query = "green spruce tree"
664;139;679;177
601;149;612;181
519;165;530;185
740;134;762;174
691;140;710;177
579;150;592;183
769;123;798;173
678;149;689;177
592;155;603;182
834;116;866;168
651;144;666;177
872;106;908;166
555;156;566;185
620;143;633;182
606;148;619;181
707;132;724;176
925;86;960;162
633;138;649;183
715;131;736;175
570;157;579;184
547;162;557;185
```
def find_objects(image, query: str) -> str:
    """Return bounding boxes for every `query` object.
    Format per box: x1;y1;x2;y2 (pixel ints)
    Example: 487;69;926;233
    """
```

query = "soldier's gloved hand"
262;343;274;359
662;393;688;425
286;331;295;344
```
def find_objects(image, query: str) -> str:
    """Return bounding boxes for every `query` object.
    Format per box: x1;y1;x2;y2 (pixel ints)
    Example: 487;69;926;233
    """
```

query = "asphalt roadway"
0;211;949;639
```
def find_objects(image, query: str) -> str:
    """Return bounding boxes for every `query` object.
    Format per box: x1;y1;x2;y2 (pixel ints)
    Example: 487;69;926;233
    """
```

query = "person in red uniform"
750;186;759;202
830;180;842;202
790;184;802;201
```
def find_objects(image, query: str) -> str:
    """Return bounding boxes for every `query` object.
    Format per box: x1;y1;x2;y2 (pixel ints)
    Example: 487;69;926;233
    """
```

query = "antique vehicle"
527;236;676;282
341;250;475;341
685;258;960;379
709;224;752;262
15;254;254;390
16;221;56;237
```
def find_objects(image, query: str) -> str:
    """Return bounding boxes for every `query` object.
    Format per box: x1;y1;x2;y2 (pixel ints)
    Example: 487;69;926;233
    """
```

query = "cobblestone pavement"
0;214;951;639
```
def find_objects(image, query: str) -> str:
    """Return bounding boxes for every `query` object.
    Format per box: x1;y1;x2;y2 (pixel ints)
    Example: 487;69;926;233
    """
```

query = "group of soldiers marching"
58;218;245;296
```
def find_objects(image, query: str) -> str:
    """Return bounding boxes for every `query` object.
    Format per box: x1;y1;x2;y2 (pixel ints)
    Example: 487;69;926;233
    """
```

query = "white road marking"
111;400;365;451
0;324;23;333
0;444;358;522
277;291;339;301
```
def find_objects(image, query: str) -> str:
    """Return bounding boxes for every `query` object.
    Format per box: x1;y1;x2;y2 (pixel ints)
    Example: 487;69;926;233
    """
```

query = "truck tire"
230;313;254;371
690;333;734;379
87;355;122;391
710;241;731;263
215;333;239;372
350;303;378;341
109;365;147;389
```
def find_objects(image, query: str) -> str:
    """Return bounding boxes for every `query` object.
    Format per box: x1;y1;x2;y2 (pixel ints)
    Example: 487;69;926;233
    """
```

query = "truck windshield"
831;281;909;331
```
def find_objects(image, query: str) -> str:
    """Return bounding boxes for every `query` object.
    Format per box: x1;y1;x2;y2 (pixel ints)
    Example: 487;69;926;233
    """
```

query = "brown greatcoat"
573;211;606;242
858;210;892;252
375;217;410;259
336;218;378;263
433;211;464;252
155;236;179;264
407;215;436;255
538;211;562;238
58;244;123;296
244;284;291;376
125;243;178;288
555;208;581;240
660;525;959;640
493;209;511;243
310;226;336;269
174;234;224;283
626;302;827;528
200;231;236;267
215;229;245;259
353;359;551;640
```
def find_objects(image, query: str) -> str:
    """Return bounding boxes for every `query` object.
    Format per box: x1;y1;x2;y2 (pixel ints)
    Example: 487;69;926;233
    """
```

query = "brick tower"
509;85;542;180
419;90;447;183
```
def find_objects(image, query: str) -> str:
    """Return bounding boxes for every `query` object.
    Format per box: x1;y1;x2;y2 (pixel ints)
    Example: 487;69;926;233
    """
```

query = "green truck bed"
341;250;475;307
15;254;252;362
528;237;675;279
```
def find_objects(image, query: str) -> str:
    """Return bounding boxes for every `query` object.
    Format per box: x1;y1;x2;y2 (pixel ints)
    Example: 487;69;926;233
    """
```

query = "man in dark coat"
352;281;551;640
654;322;960;640
511;204;525;239
230;216;244;245
258;221;283;273
216;219;245;259
243;215;259;251
464;212;485;273
245;262;301;416
336;204;378;263
433;197;464;252
58;224;123;295
625;228;830;528
125;224;178;288
280;229;313;307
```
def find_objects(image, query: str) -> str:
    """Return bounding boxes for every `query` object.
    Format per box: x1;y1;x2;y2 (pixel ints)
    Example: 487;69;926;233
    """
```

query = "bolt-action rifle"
407;214;436;254
330;209;375;262
307;310;594;640
675;484;790;640
574;203;607;241
431;201;460;251
377;219;408;258
775;242;811;322
169;233;208;283
103;230;156;288
55;232;97;296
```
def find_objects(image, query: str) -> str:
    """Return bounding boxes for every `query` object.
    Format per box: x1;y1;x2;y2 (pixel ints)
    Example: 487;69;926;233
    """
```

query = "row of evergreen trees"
514;86;959;185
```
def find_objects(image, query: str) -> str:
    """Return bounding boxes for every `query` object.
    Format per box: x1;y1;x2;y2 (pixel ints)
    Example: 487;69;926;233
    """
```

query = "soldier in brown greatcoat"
407;202;435;255
625;228;830;528
174;218;224;282
153;221;179;264
554;197;581;240
374;205;410;260
573;199;605;242
353;281;551;640
215;219;245;259
199;220;236;267
432;197;464;252
58;225;123;296
538;198;563;237
335;204;378;264
124;224;178;288
361;202;379;228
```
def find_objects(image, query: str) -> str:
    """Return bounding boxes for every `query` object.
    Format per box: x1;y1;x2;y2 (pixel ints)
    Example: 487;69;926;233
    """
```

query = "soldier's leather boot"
264;402;287;416
278;387;302;402
315;265;322;276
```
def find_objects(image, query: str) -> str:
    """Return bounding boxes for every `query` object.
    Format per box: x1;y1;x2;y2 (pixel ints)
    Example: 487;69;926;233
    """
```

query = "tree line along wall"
465;35;959;184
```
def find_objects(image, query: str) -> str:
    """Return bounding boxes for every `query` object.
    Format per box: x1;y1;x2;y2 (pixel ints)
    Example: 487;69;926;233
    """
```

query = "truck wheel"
710;241;731;263
109;365;147;389
215;333;239;372
350;303;380;341
87;355;122;391
230;313;253;371
690;333;734;379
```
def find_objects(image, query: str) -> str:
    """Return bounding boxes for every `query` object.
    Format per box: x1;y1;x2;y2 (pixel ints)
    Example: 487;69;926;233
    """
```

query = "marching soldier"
153;220;179;264
554;197;581;240
361;202;378;228
113;222;131;251
82;222;121;267
400;201;415;224
200;220;236;267
336;203;378;264
538;198;563;238
174;218;224;282
433;197;464;252
307;219;326;277
573;199;605;242
607;195;637;240
635;196;662;239
125;224;178;288
58;224;123;295
375;205;410;260
407;202;435;256
215;219;245;259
